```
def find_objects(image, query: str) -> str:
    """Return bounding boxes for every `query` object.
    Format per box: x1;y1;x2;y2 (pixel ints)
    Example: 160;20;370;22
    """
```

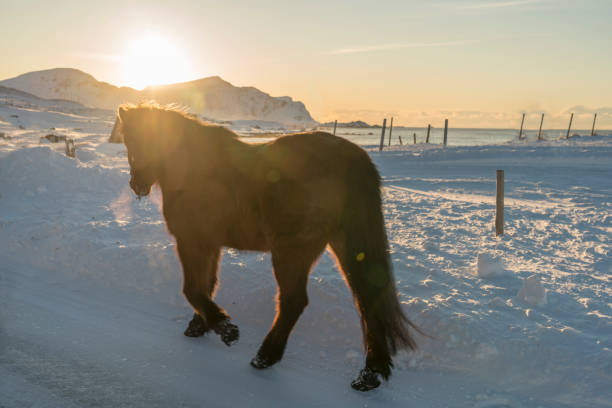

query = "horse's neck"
157;117;249;182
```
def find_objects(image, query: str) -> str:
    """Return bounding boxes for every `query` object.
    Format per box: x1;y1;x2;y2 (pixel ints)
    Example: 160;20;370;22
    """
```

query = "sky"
1;0;611;128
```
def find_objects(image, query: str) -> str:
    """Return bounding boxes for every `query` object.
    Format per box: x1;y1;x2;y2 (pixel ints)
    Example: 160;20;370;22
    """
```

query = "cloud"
325;40;473;56
563;105;612;116
457;0;552;10
331;108;400;122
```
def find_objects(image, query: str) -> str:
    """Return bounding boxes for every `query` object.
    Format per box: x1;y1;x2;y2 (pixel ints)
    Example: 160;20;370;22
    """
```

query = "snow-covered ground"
1;99;611;408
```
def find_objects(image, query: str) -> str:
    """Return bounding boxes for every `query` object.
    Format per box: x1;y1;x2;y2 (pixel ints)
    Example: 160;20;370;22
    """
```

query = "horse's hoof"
351;368;381;391
250;353;276;369
213;320;240;346
184;314;208;337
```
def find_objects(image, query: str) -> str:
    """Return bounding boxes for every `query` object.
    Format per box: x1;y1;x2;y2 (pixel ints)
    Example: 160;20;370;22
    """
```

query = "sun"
123;32;193;90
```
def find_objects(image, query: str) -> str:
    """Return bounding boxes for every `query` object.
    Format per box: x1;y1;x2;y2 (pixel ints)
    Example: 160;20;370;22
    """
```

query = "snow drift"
1;96;611;407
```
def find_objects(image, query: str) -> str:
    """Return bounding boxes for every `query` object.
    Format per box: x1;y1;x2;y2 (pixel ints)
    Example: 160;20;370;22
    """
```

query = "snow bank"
476;252;505;278
1;98;611;407
516;274;547;306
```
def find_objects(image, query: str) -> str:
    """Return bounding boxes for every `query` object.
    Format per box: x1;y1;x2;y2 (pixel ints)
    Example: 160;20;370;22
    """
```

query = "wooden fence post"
65;138;76;158
566;113;574;139
443;119;448;147
333;120;337;135
379;118;387;151
413;132;416;144
518;113;525;140
591;113;597;136
496;170;504;236
388;117;394;146
426;124;431;143
537;113;544;141
398;135;403;145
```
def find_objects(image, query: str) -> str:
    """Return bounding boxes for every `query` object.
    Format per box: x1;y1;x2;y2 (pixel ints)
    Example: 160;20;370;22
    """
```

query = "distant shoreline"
319;124;612;132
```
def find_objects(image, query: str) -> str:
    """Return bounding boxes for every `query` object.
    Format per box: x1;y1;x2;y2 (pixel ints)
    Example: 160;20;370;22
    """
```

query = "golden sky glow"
1;0;611;128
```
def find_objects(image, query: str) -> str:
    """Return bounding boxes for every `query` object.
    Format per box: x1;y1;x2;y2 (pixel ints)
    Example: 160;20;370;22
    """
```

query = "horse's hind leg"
251;240;326;369
177;239;239;345
329;238;390;391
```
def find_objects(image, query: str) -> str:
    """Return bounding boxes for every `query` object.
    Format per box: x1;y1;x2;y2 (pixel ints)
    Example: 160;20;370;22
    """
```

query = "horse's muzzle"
130;177;151;199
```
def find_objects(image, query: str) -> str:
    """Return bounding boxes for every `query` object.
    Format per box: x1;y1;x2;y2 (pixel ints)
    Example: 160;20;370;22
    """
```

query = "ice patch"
474;396;521;408
476;253;505;278
516;275;547;306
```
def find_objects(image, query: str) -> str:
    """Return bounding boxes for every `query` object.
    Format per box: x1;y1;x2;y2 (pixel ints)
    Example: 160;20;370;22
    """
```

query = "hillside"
0;68;317;127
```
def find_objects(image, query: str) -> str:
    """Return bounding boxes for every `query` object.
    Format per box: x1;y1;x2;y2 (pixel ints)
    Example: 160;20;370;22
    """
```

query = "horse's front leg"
184;312;208;337
176;238;239;346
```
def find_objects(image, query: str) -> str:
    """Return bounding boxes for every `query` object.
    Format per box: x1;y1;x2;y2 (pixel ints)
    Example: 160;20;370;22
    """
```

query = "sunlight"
123;32;193;90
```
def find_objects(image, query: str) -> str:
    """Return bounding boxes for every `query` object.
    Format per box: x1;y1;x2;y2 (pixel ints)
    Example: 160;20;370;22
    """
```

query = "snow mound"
476;252;505;278
2;97;612;407
1;146;75;185
516;274;547;306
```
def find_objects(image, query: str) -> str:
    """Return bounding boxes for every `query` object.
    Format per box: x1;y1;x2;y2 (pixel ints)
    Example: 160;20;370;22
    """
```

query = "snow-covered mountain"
0;69;139;111
144;77;316;127
0;68;317;127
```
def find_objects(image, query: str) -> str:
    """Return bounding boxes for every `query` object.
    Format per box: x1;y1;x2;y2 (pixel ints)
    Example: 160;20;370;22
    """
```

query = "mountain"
0;68;317;127
320;120;375;128
143;77;316;127
0;84;91;111
0;68;140;111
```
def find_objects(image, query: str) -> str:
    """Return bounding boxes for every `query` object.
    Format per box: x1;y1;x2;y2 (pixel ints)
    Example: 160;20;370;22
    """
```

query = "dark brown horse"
117;104;417;391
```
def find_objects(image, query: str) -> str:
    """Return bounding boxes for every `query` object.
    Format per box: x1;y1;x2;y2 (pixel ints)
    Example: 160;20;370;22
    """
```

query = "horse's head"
118;105;162;198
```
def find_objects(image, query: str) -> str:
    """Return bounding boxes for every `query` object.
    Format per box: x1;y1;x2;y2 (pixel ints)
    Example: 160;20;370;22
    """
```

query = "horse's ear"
118;105;130;122
108;117;124;143
117;106;132;143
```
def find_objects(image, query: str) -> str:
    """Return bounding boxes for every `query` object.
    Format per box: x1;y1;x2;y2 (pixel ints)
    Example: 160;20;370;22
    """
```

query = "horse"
116;103;418;391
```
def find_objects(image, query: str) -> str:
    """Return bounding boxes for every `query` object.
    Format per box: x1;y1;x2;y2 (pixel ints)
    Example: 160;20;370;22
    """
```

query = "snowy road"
1;99;611;407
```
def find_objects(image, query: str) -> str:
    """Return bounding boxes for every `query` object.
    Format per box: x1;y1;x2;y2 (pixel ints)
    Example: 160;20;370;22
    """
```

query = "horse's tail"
331;150;417;378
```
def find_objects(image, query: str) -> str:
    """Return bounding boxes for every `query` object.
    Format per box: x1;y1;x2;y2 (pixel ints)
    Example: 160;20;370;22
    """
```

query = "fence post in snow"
379;118;387;151
388;117;394;146
443;119;448;147
566;113;574;139
538;113;544;141
591;113;597;136
65;138;75;158
496;170;504;236
518;113;525;140
426;124;431;143
398;135;403;145
413;133;416;144
332;120;337;135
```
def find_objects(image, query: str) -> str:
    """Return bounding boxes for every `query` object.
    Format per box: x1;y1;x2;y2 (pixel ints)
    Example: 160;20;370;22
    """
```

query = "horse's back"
258;132;380;243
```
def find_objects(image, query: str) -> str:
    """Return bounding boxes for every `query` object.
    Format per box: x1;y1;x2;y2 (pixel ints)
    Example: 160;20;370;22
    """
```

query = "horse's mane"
119;101;191;117
118;102;239;140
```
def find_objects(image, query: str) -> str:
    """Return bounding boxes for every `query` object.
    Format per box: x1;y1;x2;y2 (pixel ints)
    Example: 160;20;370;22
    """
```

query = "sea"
315;126;611;147
241;126;610;147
